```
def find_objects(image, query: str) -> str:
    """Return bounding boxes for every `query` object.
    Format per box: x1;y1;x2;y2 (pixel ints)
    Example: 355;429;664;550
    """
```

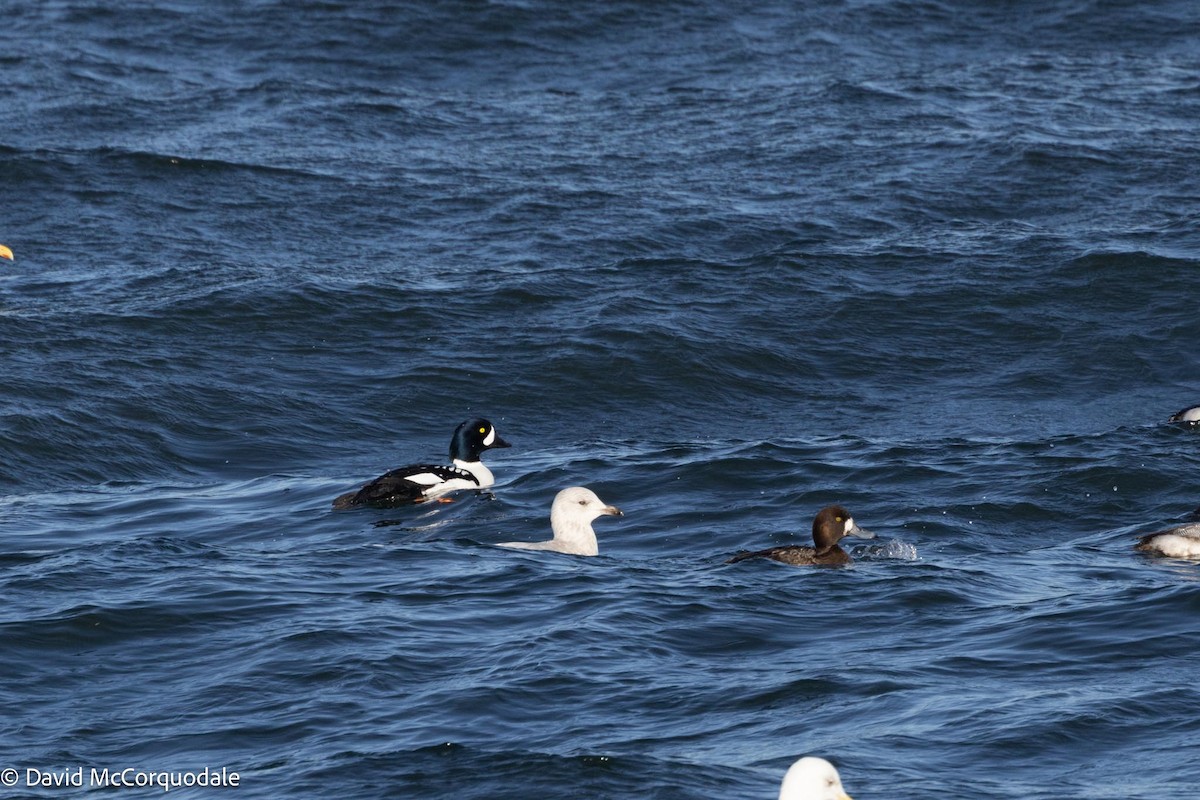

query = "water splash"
853;540;920;561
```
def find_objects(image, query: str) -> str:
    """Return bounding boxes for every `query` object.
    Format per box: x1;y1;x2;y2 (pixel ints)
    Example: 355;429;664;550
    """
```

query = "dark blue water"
3;2;1200;798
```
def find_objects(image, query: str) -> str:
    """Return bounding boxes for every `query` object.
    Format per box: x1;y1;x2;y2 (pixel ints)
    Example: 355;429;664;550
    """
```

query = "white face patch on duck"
843;517;855;536
482;426;496;447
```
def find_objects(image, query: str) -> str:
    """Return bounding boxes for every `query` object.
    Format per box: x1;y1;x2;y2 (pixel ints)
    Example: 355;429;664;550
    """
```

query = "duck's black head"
449;418;511;462
811;505;874;549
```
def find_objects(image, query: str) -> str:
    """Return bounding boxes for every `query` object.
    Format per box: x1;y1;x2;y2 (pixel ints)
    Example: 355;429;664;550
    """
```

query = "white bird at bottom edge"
779;757;854;800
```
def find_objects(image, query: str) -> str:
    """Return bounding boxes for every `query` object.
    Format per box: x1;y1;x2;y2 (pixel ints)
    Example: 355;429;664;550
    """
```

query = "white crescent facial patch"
483;427;496;447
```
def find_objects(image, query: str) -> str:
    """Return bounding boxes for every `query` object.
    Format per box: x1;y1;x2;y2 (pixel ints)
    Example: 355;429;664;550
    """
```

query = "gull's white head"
551;486;622;528
779;757;853;800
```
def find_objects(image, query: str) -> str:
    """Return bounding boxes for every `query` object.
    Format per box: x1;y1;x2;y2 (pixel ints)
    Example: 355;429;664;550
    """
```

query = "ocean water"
3;1;1200;797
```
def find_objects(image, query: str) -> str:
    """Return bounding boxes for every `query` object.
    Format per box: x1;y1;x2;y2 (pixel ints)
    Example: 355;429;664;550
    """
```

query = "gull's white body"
498;487;622;557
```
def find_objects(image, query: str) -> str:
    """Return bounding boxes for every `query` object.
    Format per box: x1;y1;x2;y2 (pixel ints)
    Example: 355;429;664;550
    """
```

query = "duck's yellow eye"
479;427;486;434
835;516;843;522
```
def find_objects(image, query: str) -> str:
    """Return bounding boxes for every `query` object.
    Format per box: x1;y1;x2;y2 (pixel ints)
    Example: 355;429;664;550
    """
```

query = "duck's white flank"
1170;405;1200;423
1139;524;1200;559
449;458;495;489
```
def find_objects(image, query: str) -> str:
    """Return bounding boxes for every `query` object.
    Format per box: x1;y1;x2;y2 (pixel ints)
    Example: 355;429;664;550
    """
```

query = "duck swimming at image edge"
1135;522;1200;559
778;756;854;800
0;244;12;261
333;418;510;509
727;505;874;567
1168;403;1200;424
497;487;623;557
